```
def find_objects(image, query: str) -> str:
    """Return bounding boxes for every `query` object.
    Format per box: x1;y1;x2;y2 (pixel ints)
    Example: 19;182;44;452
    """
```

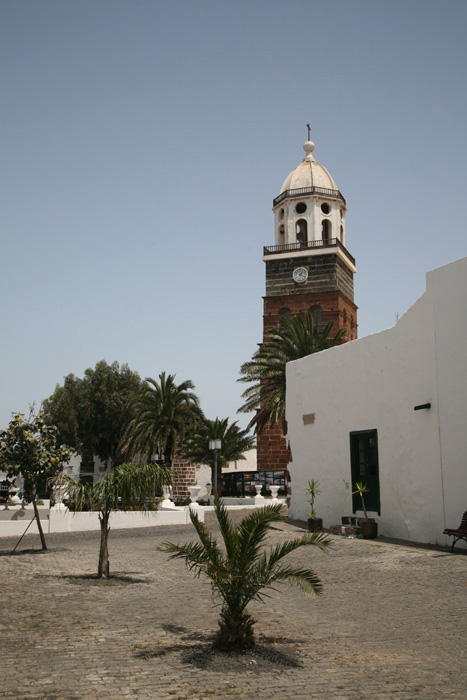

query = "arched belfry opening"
322;218;331;244
296;219;307;245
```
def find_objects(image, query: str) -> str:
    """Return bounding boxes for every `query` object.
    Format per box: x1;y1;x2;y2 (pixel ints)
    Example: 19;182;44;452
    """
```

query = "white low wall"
220;496;286;507
0;504;204;537
0;498;278;538
222;497;256;505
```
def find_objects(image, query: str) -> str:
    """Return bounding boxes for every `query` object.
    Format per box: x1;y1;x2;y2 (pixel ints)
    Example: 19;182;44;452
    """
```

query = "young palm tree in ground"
52;462;171;578
183;417;255;491
238;310;346;432
161;494;331;650
123;372;202;465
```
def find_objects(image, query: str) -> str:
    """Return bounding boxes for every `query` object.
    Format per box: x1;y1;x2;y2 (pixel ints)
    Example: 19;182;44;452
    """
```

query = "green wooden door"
350;430;380;515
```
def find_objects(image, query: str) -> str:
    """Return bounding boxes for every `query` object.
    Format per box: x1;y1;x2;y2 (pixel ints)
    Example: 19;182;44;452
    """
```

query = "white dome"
280;141;339;194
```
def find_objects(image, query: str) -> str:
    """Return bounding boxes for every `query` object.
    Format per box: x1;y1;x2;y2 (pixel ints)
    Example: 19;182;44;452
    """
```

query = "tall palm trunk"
215;609;255;650
32;495;47;551
164;436;174;468
98;510;111;578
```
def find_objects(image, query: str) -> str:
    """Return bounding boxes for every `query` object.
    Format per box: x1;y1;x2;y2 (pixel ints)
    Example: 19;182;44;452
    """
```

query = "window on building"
310;305;322;329
350;430;380;514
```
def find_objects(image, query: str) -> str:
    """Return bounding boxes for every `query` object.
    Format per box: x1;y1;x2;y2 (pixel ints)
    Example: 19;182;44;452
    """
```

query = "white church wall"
431;259;467;528
286;257;467;546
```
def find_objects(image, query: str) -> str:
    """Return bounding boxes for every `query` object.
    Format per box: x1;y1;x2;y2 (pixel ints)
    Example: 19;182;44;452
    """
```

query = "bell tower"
257;136;358;471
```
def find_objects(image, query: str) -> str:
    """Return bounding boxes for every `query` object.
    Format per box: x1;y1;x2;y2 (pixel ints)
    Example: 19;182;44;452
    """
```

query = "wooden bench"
443;511;467;552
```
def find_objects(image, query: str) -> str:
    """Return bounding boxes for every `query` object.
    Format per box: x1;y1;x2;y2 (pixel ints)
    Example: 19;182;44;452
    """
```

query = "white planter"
188;485;201;503
269;485;280;501
160;485;175;509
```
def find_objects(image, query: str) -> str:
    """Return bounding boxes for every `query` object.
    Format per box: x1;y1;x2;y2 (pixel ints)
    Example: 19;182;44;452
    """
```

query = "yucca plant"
352;481;378;538
352;481;369;521
305;479;321;519
161;494;331;650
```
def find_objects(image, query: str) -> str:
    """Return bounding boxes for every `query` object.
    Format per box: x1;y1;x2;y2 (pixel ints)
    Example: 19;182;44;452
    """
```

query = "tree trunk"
214;609;256;650
97;511;110;578
32;496;48;551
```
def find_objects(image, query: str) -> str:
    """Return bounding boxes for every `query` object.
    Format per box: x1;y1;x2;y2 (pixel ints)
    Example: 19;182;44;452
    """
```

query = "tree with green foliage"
238;311;346;432
52;462;171;578
123;372;202;466
161;494;331;650
183;417;255;492
0;409;71;550
42;360;142;467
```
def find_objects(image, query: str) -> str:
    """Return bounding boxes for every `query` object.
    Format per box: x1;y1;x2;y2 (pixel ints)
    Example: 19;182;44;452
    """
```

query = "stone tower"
257;137;358;471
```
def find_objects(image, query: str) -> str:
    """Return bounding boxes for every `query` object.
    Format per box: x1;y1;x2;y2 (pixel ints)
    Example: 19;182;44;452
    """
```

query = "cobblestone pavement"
1;512;466;700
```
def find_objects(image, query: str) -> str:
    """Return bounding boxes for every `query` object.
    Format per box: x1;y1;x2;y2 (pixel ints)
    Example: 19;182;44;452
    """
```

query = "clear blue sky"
2;0;466;431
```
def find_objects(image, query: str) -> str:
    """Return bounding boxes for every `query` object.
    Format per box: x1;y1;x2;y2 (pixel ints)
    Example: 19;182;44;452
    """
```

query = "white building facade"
286;257;467;547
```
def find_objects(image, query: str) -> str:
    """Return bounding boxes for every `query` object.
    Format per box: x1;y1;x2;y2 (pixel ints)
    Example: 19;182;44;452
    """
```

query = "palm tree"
238;311;346;432
161;494;331;650
183;417;255;491
51;462;171;578
123;372;202;466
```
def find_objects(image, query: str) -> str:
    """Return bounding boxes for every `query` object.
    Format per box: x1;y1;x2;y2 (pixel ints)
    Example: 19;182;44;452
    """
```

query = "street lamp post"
209;439;222;496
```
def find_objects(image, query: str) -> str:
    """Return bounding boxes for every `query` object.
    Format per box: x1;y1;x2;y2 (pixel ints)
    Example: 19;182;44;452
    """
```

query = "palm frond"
231;533;331;610
122;372;202;463
182;417;255;469
259;565;325;596
186;505;226;570
161;540;223;578
265;530;332;569
212;494;238;561
238;310;346;431
235;504;285;571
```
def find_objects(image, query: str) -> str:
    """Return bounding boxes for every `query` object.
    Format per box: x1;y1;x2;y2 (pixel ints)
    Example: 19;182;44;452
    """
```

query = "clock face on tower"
292;267;308;284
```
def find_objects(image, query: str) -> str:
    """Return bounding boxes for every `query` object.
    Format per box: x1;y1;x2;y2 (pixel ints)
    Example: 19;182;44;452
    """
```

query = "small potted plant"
352;482;378;539
305;479;323;532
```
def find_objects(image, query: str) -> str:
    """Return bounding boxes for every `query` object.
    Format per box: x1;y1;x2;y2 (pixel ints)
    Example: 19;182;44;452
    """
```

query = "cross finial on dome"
307;123;311;140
